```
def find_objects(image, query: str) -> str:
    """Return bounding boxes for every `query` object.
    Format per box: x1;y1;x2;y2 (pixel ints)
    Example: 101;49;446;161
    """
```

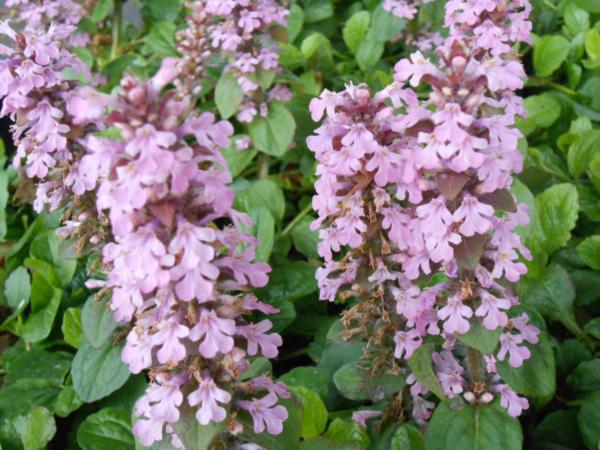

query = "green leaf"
72;337;130;403
300;438;360;449
370;4;406;42
243;179;286;221
0;379;62;421
255;261;317;303
3;348;71;386
568;130;600;178
518;94;561;136
391;424;426;450
356;35;385;71
301;0;333;23
528;183;578;257
518;264;579;334
333;363;405;401
564;4;590;36
578;236;600;270
584;318;600;339
4;267;30;310
90;0;113;22
533;35;571;77
588;152;600;193
215;73;244;119
30;230;77;286
533;410;585;450
567;359;600;392
279;367;331;402
0;169;8;239
289;386;328;439
22;276;62;343
222;139;256;177
53;385;84;417
77;408;134;450
287;4;304;42
290;216;319;259
574;0;600;12
141;0;182;21
555;339;593;378
62;307;83;348
408;343;445;399
12;406;56;450
426;402;522;450
497;333;556;398
455;320;502;354
343;11;370;54
325;418;370;448
143;22;177;57
249;102;296;157
579;391;600;449
248;206;275;261
82;294;117;348
300;33;328;59
102;54;137;89
585;29;600;64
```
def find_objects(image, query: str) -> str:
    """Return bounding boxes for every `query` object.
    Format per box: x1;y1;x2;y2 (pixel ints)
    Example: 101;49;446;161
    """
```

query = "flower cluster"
309;0;537;425
176;0;290;122
0;21;96;213
3;0;90;46
383;0;434;20
1;18;288;447
77;59;289;447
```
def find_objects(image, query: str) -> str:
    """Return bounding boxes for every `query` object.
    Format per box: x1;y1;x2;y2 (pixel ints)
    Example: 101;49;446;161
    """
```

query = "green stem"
528;77;584;100
257;154;270;179
281;202;312;236
467;347;482;384
110;0;123;60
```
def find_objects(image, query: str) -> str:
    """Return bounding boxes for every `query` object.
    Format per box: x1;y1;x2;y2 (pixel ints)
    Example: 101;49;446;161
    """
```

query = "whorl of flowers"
176;0;291;123
0;21;100;213
76;59;289;447
309;0;537;424
383;0;435;20
3;0;91;46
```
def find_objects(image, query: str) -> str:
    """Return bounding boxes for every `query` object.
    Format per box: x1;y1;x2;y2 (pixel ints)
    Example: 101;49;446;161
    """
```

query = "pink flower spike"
238;393;288;435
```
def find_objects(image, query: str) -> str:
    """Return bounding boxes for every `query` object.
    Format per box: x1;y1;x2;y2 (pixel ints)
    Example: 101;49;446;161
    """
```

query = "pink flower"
495;384;529;416
453;194;495;236
352;410;382;428
394;329;422;359
438;295;473;335
497;333;530;368
189;309;236;358
394;51;442;86
238;393;288;435
188;374;232;425
475;291;510;330
237;320;282;358
511;313;539;344
154;317;190;365
416;196;453;237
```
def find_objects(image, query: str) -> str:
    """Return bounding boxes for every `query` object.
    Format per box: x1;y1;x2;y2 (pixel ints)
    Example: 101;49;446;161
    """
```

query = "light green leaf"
564;4;590;36
290;216;319;259
53;385;84;417
30;230;77;286
370;4;406;42
356;35;385;70
143;22;176;57
585;29;600;64
12;406;56;450
22;276;62;343
215;73;244;119
244;179;286;221
455;320;502;354
249;102;296;157
62;307;83;348
333;362;405;402
343;11;370;54
72;337;130;403
248;206;275;261
533;35;571;77
287;4;304;42
518;94;561;136
325;418;370;448
4;267;30;310
578;235;600;270
568;130;600;178
288;386;328;440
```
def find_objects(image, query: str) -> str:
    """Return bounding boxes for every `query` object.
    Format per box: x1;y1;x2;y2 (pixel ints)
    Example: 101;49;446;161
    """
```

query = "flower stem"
111;0;123;60
281;203;312;236
257;154;270;179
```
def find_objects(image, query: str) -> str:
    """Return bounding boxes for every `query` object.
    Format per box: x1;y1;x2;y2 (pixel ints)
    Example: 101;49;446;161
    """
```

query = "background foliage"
0;0;600;449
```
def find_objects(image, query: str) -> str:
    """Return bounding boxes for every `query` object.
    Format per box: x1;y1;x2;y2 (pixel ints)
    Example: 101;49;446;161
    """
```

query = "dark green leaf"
0;379;62;421
325;418;370;448
567;359;600;392
391;424;426;450
12;406;56;450
256;261;317;303
408;343;445;399
62;307;83;348
4;348;71;386
82;294;117;348
533;35;571;77
4;267;30;310
77;408;134;450
579;391;600;449
577;235;600;270
455;319;502;354
249;102;296;157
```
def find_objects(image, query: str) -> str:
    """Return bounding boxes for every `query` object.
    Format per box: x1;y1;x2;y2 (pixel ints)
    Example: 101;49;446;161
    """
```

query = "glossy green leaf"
77;408;134;450
72;338;130;403
426;402;522;450
289;386;328;439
